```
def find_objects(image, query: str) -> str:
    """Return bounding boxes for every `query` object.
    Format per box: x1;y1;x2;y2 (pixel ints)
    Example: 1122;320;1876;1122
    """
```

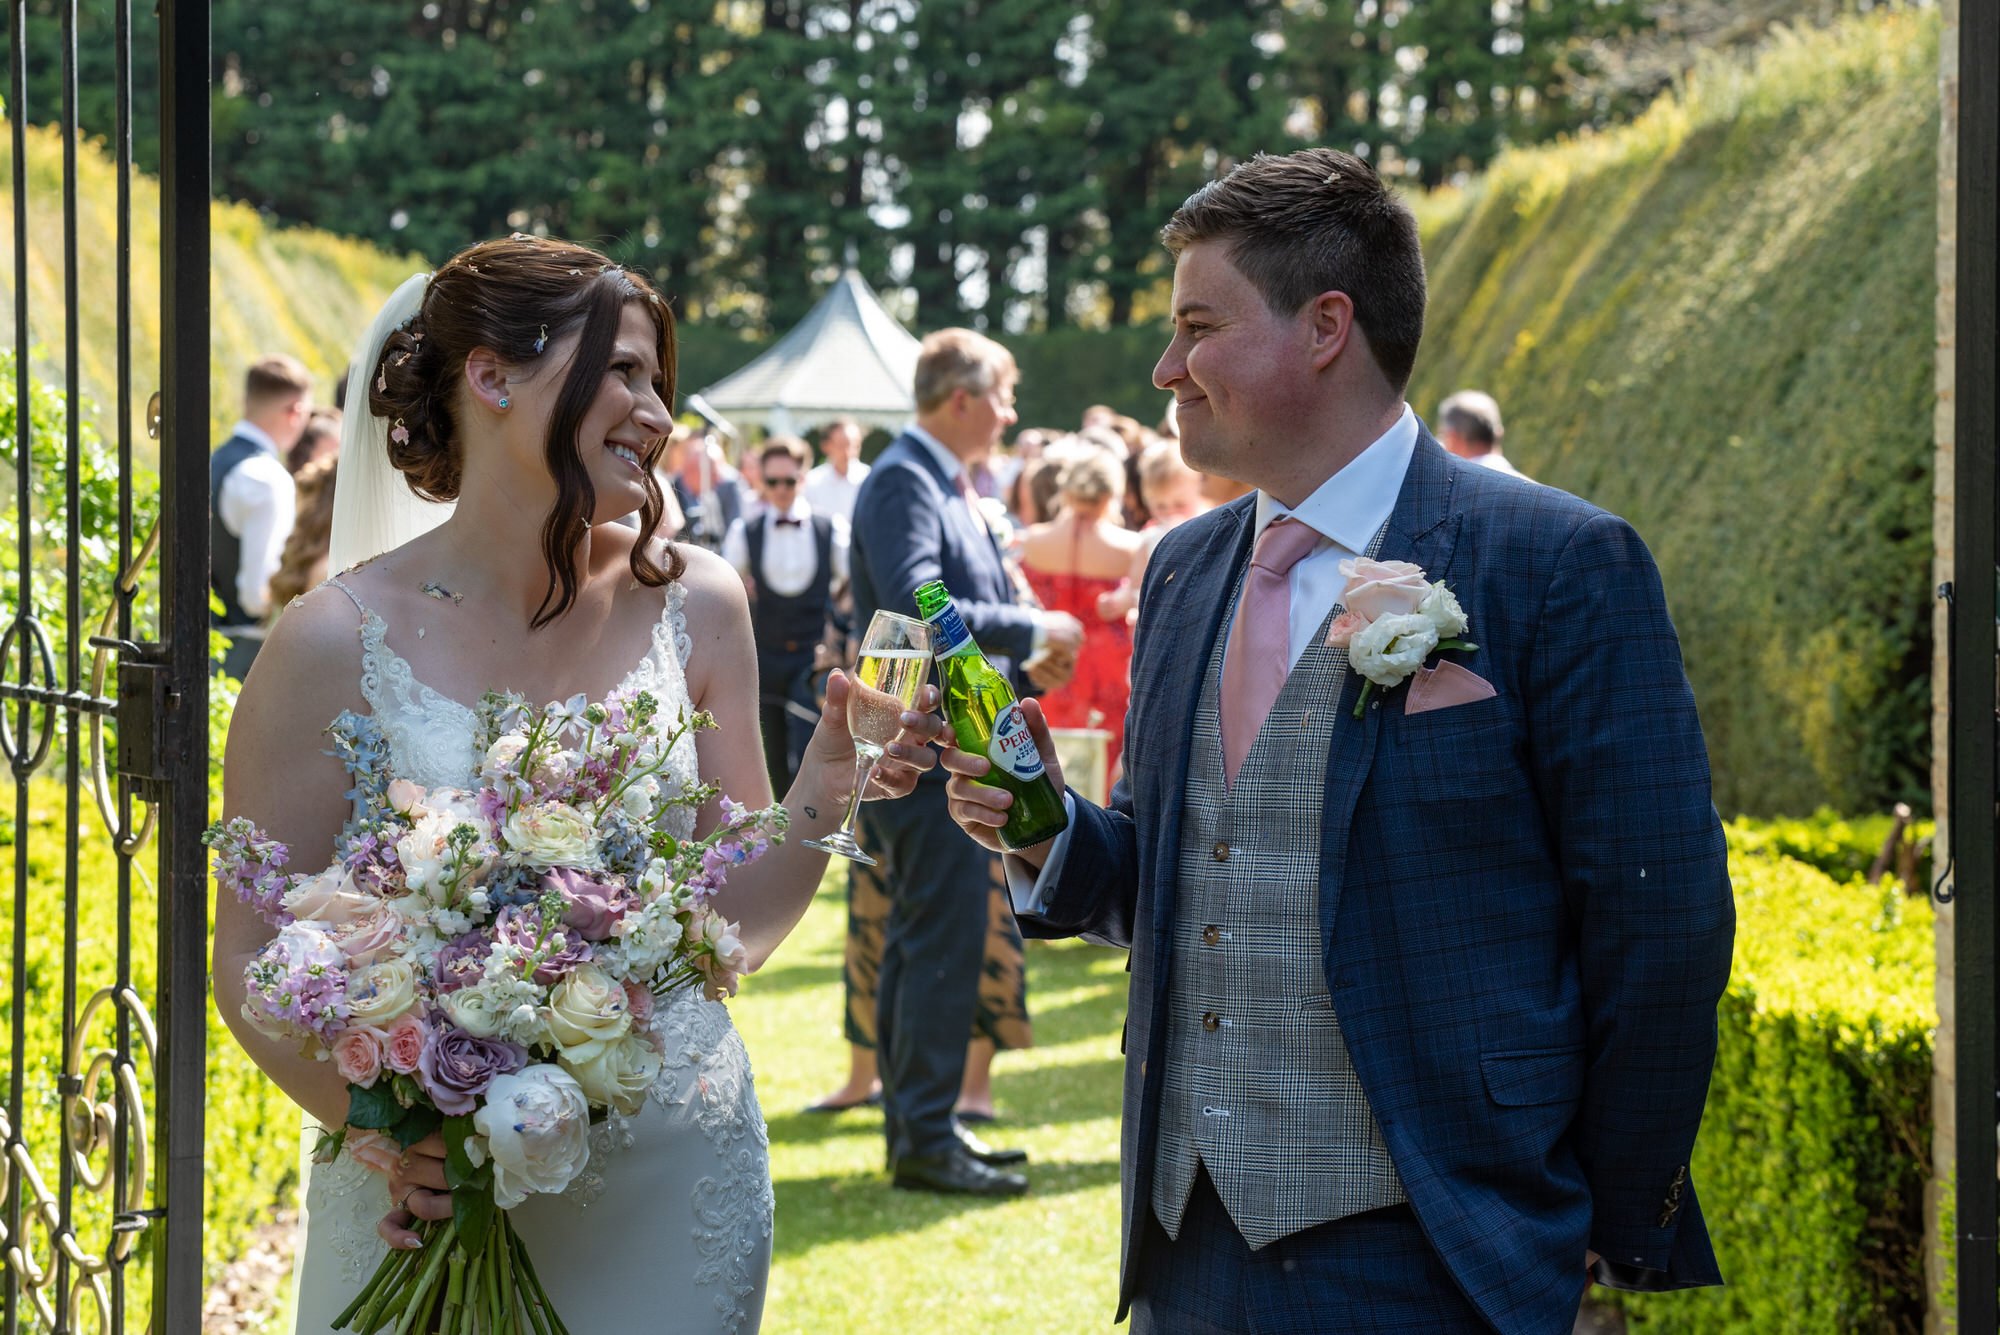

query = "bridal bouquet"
205;687;786;1334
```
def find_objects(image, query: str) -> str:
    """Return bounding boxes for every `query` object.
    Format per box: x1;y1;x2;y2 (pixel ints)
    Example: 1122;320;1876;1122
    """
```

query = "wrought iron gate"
0;1;208;1332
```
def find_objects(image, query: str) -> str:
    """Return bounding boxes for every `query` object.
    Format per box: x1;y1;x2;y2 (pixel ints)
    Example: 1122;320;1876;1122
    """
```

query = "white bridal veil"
326;272;456;574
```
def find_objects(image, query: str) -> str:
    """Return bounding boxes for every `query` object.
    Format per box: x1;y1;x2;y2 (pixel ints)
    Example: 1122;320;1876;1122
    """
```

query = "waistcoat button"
1201;1011;1220;1032
1201;924;1221;947
1212;842;1230;862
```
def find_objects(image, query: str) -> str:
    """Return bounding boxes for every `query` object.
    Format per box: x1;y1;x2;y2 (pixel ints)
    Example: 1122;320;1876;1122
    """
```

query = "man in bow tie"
723;434;848;793
942;148;1733;1332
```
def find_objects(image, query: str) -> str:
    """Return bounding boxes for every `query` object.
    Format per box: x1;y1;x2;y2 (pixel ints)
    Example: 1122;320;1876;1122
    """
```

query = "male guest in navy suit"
849;329;1085;1196
942;148;1733;1331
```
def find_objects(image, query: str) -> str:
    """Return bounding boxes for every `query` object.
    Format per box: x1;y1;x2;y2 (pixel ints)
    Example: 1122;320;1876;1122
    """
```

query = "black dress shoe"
891;1144;1029;1197
953;1121;1028;1166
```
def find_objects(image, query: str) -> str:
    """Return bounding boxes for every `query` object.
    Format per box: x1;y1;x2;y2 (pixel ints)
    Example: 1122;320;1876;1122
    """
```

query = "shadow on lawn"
771;1157;1122;1258
764;1051;1128;1147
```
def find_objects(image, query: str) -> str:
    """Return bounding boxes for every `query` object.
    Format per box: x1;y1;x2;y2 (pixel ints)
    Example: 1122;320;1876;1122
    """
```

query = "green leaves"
442;1113;496;1262
345;1080;444;1150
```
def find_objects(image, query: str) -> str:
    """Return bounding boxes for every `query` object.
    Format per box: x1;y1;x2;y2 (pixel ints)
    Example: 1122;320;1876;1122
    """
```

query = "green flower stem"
509;1212;568;1335
332;1240;411;1329
391;1218;458;1335
506;1220;550;1335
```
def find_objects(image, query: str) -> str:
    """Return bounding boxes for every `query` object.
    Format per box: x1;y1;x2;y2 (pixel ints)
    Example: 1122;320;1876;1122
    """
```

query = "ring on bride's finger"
400;1187;418;1211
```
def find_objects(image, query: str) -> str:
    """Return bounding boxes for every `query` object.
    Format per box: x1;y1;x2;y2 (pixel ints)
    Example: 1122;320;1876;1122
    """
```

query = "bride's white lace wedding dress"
289;577;773;1335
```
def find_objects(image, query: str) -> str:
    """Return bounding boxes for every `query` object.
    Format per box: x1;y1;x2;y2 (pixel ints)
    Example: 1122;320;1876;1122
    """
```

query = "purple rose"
417;1026;528;1115
543;867;634;941
495;904;593;985
433;932;491;994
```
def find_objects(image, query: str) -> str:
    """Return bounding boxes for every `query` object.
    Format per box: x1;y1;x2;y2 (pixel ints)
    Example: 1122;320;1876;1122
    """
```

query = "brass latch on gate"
89;637;175;805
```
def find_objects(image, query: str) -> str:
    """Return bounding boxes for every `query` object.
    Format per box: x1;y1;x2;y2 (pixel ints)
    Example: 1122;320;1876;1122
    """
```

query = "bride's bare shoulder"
227;583;370;748
668;542;749;627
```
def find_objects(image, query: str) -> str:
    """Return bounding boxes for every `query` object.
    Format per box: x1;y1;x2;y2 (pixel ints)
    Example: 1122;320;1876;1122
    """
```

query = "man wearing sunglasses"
724;433;851;793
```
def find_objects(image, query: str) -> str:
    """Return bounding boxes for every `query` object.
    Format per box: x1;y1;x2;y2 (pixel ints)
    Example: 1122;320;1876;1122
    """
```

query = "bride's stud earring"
497;397;510;410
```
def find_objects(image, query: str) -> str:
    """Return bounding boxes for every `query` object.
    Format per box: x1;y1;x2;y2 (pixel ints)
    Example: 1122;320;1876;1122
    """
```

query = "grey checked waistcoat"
1152;556;1406;1249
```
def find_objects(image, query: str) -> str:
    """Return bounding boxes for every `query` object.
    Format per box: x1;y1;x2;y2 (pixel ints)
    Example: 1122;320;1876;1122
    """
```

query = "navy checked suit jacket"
1021;432;1734;1333
849;432;1035;785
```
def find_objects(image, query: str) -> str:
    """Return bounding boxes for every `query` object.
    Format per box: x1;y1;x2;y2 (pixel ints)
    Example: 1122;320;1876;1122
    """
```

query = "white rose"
1348;612;1439;688
442;977;548;1043
345;959;419;1027
472;1065;592;1207
560;1031;662;1115
545;964;632;1060
1418;582;1469;640
503;803;598;868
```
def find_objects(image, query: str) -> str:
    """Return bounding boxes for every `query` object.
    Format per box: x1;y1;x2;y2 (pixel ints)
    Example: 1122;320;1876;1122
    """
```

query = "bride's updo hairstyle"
369;234;682;626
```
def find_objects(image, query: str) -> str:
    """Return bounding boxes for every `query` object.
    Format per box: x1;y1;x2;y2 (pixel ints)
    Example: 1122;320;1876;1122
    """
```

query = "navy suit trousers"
1131;1167;1513;1334
859;781;996;1161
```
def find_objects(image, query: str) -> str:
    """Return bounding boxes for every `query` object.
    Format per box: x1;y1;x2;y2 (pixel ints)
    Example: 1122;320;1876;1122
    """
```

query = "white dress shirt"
722;498;850;596
215;419;297;626
803;459;870;521
1006;405;1419;912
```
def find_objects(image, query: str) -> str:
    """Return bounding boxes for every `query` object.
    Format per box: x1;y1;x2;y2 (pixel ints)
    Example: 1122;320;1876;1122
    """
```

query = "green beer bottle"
915;580;1071;850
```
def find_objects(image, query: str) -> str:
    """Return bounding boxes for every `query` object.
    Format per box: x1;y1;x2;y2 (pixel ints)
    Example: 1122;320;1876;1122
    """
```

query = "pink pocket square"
1405;660;1497;715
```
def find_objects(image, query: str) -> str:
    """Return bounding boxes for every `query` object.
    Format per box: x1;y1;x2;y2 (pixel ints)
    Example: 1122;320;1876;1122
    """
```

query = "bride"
213;236;941;1334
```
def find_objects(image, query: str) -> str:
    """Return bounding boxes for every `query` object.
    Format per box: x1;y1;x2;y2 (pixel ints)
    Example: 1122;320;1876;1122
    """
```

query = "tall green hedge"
0;116;421;451
1409;12;1938;816
1610;827;1934;1333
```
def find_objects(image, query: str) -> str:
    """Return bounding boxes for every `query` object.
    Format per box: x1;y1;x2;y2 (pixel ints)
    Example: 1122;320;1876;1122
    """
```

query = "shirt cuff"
1002;792;1076;916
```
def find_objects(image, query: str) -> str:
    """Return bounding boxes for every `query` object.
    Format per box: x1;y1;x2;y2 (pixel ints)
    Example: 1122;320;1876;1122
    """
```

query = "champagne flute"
804;610;933;865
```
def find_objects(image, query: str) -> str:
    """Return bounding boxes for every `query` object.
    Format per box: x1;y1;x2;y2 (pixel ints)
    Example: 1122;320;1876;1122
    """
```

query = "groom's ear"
1305;290;1354;373
462;347;511;412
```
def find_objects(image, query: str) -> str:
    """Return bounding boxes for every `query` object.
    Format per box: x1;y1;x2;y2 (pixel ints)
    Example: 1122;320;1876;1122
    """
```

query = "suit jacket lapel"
898;431;1006;575
1146;495;1258;969
1318;433;1464;965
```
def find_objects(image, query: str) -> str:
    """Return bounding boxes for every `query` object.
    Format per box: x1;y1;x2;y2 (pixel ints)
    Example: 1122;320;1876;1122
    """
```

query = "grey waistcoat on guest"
1152;547;1406;1250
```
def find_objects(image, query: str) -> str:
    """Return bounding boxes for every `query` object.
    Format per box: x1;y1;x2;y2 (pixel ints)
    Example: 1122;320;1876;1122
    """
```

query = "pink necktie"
1219;517;1326;784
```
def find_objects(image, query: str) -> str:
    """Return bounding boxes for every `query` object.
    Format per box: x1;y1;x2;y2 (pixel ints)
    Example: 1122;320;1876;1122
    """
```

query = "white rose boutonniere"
1325;558;1477;717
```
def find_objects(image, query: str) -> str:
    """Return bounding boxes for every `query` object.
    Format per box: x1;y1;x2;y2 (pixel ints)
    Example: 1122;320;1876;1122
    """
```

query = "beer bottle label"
929;602;975;656
986;703;1047;781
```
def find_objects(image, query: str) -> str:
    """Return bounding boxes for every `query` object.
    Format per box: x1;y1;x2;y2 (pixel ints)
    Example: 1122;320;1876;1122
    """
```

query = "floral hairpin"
375;371;387;393
534;324;548;354
390;419;410;446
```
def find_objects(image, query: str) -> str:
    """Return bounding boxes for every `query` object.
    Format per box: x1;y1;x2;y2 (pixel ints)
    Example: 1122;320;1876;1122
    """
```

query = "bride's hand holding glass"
800;671;942;808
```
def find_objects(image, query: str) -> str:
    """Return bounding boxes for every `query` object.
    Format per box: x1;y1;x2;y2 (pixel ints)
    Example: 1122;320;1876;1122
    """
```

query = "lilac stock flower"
241;921;350;1041
417;1026;528;1115
204;817;301;926
543;867;634;940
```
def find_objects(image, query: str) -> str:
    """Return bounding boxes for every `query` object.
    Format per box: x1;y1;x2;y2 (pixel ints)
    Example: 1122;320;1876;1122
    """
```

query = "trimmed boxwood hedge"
1409;11;1938;817
1608;825;1934;1333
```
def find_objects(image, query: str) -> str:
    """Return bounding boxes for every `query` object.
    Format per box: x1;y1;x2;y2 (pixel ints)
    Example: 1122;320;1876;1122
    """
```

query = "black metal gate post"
1954;0;1999;1328
154;0;211;1327
0;1;209;1332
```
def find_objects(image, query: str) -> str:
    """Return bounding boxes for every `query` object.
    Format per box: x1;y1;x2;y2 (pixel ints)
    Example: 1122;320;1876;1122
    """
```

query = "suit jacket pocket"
1481;1046;1586;1107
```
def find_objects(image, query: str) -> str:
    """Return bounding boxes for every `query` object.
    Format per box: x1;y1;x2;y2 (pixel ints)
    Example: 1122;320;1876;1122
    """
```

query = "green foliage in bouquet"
1409;9;1939;817
1605;830;1934;1333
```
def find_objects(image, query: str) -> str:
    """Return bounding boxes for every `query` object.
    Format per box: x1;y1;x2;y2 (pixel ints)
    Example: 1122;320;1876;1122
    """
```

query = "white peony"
503;802;597;868
472;1065;592;1207
394;811;463;896
545;964;633;1060
1348;612;1439;688
1418;581;1469;640
613;900;686;977
272;919;344;973
560;1031;662;1115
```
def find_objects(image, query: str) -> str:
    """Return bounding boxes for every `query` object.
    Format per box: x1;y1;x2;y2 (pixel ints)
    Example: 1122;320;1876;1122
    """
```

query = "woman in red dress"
1018;448;1144;776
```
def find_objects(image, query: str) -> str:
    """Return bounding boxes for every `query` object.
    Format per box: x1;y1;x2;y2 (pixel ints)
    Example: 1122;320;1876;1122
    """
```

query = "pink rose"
1324;610;1369;651
386;779;428;815
336;910;402;968
345;1129;401;1176
332;1027;385;1086
623;981;654;1026
1340;558;1429;622
383;1012;430;1074
285;870;374;928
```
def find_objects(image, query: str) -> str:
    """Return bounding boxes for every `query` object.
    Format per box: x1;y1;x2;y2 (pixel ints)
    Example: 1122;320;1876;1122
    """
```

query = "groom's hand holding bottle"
937;697;1065;870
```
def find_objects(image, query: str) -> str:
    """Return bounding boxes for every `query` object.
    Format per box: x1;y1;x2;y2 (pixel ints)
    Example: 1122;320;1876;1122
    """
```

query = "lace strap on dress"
321;575;394;712
666;581;693;669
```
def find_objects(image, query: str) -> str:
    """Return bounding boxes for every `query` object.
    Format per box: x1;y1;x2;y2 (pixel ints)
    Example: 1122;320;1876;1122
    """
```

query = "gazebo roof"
696;268;921;433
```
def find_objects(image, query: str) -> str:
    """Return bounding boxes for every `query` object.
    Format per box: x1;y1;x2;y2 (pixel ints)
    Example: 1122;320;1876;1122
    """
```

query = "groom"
941;147;1734;1332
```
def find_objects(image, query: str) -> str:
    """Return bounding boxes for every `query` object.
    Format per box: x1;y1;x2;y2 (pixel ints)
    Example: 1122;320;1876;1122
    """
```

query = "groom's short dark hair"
1161;148;1426;393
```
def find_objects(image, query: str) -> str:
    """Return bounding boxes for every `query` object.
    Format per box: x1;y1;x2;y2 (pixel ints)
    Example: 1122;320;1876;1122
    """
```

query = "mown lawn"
734;867;1131;1334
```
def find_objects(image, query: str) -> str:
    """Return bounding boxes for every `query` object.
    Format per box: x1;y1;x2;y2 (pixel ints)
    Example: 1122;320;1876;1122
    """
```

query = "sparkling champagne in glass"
804;611;932;865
